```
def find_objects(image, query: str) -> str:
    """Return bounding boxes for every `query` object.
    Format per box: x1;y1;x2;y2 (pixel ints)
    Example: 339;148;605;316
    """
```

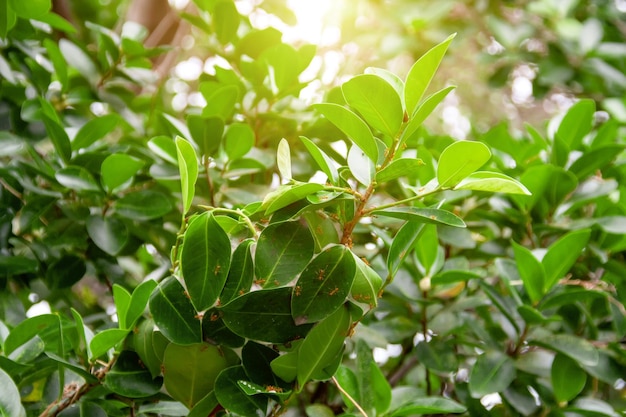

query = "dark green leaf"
86;216;129;256
149;276;202;345
255;220;315;288
387;221;425;277
542;229;591;292
215;366;268;416
163;343;233;408
202;308;245;348
3;314;59;355
241;341;288;389
73;114;123;151
187;115;224;157
297;304;350;387
342;74;403;139
512;241;545;303
551;353;586;402
556;99;595;149
373;207;466;228
469;350;516;397
292;245;356;324
133;320;164;378
104;350;162;398
221;239;254;304
181;212;231;311
114;190;173;220
47;254;86;289
220;287;312;343
530;333;598;367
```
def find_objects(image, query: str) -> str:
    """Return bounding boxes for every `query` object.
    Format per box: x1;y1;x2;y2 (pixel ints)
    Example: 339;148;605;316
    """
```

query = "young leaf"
512;242;546;304
126;279;158;330
101;153;145;192
89;329;129;360
175;136;199;215
277;138;292;181
3;314;59;355
214;0;240;44
270;348;299;383
312;103;378;163
297;304;351;388
113;284;131;330
468;350;516;398
542;229;591;292
255;220;315;288
163;343;233;408
220;287;313;343
347;145;374;186
453;171;531;195
202;85;239;120
291;245;356;324
365;67;405;110
405;33;455;115
376;158;424;183
300;136;339;184
373;207;466;228
342;74;403;139
437;141;491;188
402;86;456;142
149;276;202;345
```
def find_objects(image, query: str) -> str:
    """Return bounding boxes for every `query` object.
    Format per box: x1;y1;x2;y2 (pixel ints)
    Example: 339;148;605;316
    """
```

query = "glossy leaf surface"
149;277;202;345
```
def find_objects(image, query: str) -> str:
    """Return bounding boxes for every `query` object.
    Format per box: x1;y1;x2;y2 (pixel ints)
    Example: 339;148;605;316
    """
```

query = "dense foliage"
1;1;625;417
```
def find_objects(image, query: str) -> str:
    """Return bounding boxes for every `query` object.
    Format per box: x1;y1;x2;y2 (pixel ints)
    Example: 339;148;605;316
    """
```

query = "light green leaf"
437;141;491;188
8;0;50;18
347;145;374;186
542;229;591;292
297;305;350;388
101;153;145;192
126;280;158;330
390;397;466;416
569;398;621;417
255;220;314;288
3;314;59;355
350;254;382;307
56;166;101;193
262;183;325;214
164;343;233;408
365;67;405;110
403;86;456;142
148;136;178;164
556;98;595;150
469;350;516;397
300;136;339;184
89;329;129;360
312;103;378;163
291;245;356;324
270;348;299;382
149;276;202;345
224;123;254;161
86;216;129;256
214;0;239;44
376;158;424;183
512;242;545;303
0;368;26;417
405;33;455;115
59;39;99;84
454;171;530;195
342;74;403;139
176;136;199;215
277;138;292;181
202;85;239;120
373;207;466;228
552;353;586;402
113;284;131;330
181;212;231;311
387;221;426;278
73;114;123;151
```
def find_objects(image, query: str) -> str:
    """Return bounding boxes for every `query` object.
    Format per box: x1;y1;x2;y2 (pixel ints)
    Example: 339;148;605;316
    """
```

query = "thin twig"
331;376;369;417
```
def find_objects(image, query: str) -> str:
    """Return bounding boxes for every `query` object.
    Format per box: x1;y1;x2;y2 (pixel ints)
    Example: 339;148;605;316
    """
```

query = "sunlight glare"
284;0;337;44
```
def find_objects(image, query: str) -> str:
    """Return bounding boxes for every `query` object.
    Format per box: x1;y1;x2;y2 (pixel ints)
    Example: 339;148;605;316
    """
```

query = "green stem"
332;376;369;417
198;206;259;239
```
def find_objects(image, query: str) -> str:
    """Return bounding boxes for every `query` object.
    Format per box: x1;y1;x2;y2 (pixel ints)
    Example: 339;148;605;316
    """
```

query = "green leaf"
86;216;129;256
182;212;231;311
437;141;491;188
220;287;312;343
114;190;173;220
0;368;26;417
261;43;300;92
73;114;123;151
376;158;424;183
164;343;233;408
292;245;356;324
149;276;202;345
512;242;546;303
89;329;129;360
138;402;190;416
347;145;375;186
454;171;531;195
277;138;292;181
113;284;131;330
568;398;621;417
221;239;254;304
364;67;405;110
224;123;254;161
202;308;246;348
187;115;224;157
42;116;71;163
241;341;288;390
255;220;315;288
47;254;86;289
214;0;239;44
176;136;199;215
101;153;145;192
373;207;466;228
390;397;466;416
556;99;595;149
300;136;339;184
403;86;456;142
405;33;455;115
415;339;459;373
133;320;163;378
262;183;325;215
530;333;598;367
569;144;625;180
126;280;158;330
342;74;403;139
350;254;382;307
56;166;101;193
387;221;426;277
551;353;586;402
469;350;516;398
8;0;50;18
43;38;68;90
312;103;378;163
188;392;219;417
542;229;591;292
3;314;59;355
0;2;17;38
149;136;178;164
297;304;350;387
59;39;99;84
215;366;268;416
104;350;162;398
270;348;299;382
202;85;239;120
